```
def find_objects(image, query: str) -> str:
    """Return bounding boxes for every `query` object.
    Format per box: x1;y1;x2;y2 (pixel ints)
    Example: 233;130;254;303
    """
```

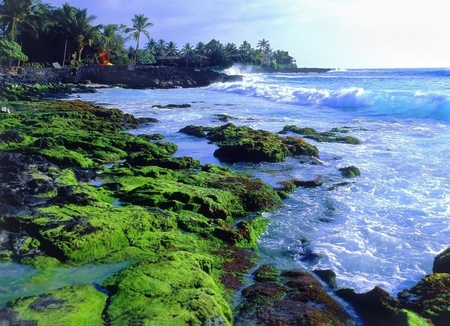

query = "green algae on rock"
279;124;361;144
179;123;319;163
8;284;107;326
398;273;450;326
0;99;287;324
102;251;233;326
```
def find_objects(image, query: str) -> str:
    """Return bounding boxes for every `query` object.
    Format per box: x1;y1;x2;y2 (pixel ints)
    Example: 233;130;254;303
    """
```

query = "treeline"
0;0;297;69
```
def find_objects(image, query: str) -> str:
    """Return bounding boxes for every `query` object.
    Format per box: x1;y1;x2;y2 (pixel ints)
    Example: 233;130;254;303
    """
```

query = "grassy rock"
179;123;319;163
7;284;107;326
279;124;361;144
0;99;358;325
236;269;355;326
102;251;233;325
398;273;450;326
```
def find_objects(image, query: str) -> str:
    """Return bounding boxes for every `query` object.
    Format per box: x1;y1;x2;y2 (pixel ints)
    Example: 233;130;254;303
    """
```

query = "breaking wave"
207;77;450;121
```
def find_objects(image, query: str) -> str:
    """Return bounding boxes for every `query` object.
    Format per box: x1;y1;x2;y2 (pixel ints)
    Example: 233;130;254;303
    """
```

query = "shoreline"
0;79;446;325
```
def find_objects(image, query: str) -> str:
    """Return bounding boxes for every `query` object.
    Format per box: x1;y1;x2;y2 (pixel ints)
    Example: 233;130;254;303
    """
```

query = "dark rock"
179;125;206;137
398;273;450;326
0;307;35;326
336;286;404;326
29;294;65;311
314;269;338;290
236;269;355;326
0;130;24;143
152;103;191;109
338;166;361;178
433;247;450;273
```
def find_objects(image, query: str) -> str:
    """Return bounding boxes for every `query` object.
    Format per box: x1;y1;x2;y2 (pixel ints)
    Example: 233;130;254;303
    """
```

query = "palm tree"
0;0;42;42
127;14;153;64
54;3;102;62
257;38;270;53
165;41;178;64
99;24;119;50
250;49;263;66
181;42;194;68
145;38;157;54
239;40;252;64
195;41;206;67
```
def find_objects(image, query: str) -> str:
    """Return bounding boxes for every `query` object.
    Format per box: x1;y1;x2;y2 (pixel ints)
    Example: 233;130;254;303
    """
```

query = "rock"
180;123;320;163
236;269;355;326
338;166;361;178
102;252;233;325
433;247;450;273
179;125;206;137
279;124;361;144
336;286;431;326
398;273;450;326
314;269;338;290
6;284;107;325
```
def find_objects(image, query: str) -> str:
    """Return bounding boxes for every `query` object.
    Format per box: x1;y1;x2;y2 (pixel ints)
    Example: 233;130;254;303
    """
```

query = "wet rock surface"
235;266;355;326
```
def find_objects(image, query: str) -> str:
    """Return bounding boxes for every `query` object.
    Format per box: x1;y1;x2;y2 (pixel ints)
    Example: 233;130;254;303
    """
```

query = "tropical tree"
94;24;131;64
127;14;153;63
195;41;206;67
205;39;223;66
0;0;42;42
250;48;263;66
257;38;270;53
54;3;102;62
166;41;178;56
144;38;157;54
0;38;28;62
181;42;194;68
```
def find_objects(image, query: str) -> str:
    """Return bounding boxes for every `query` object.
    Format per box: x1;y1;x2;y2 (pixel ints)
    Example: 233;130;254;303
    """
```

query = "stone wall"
4;65;241;89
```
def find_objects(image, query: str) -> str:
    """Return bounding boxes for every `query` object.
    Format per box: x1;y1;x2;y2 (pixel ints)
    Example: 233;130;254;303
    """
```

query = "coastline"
0;73;448;325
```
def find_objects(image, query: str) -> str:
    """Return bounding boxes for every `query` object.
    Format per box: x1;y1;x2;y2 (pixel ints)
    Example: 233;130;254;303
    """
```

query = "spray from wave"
206;74;450;121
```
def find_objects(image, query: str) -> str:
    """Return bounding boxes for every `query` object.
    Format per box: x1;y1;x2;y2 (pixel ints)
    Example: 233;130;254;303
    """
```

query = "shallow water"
0;261;130;307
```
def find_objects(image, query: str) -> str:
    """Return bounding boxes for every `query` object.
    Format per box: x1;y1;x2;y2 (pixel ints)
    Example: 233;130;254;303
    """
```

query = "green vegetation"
0;100;285;324
0;0;297;68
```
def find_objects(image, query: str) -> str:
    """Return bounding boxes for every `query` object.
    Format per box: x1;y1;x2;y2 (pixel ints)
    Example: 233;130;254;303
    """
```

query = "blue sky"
44;0;449;69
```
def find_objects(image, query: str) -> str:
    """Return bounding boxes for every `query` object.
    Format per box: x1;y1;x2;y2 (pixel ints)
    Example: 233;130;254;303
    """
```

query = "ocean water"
4;67;449;302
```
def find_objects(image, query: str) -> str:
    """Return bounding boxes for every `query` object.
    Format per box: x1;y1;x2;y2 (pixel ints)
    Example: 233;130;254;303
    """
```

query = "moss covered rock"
279;124;361;144
7;284;107;326
103;251;233;325
398;273;450;326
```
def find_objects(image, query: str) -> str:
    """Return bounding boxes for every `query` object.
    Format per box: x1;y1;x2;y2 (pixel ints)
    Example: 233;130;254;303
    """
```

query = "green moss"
35;204;178;264
395;309;432;326
103;251;232;326
234;217;270;249
279;124;361;144
9;284;107;326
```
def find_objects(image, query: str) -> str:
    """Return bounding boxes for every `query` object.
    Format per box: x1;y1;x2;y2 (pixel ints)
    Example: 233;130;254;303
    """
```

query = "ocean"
3;67;449;303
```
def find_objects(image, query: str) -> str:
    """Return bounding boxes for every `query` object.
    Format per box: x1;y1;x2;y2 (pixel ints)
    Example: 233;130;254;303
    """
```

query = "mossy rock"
398;273;450;326
27;204;177;264
203;123;292;163
279;124;361;144
103;251;233;326
433;247;450;273
8;284;107;326
338;166;361;178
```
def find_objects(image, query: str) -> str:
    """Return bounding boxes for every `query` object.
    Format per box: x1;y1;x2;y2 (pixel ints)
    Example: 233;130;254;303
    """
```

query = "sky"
43;0;449;69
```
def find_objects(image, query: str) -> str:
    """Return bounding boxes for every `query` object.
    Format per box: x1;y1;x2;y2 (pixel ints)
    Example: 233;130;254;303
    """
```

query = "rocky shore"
1;65;241;89
0;75;449;325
